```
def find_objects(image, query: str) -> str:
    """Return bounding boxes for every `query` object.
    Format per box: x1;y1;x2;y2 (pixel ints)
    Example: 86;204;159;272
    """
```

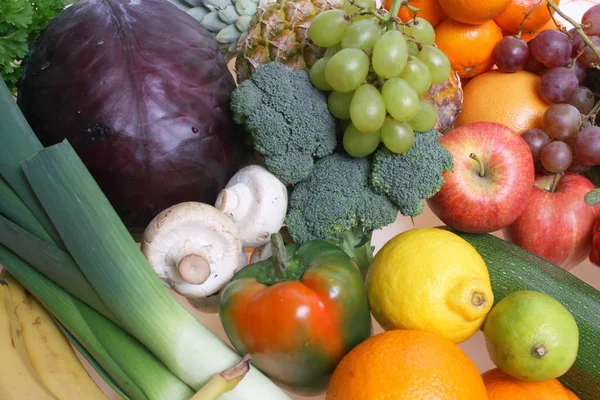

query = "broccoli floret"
286;154;399;277
370;129;453;217
230;62;337;184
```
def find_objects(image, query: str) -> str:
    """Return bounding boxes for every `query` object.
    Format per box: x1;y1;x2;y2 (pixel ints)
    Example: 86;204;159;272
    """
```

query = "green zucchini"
449;230;600;400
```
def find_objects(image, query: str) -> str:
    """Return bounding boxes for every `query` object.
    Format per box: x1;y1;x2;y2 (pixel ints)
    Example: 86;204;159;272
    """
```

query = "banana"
0;278;56;399
2;272;108;400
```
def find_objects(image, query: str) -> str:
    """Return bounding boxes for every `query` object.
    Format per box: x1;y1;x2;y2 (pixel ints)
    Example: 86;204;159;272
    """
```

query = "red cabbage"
17;0;245;230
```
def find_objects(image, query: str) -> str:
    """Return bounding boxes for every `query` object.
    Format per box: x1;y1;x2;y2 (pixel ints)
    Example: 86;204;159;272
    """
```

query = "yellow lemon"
366;227;494;343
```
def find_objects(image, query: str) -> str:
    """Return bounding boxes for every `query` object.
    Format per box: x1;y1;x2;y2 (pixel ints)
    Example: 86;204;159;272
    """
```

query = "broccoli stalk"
230;62;338;185
285;154;398;278
327;226;374;279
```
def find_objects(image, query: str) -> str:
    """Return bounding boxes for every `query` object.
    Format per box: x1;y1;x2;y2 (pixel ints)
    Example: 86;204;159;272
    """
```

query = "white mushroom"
215;165;287;249
142;202;247;299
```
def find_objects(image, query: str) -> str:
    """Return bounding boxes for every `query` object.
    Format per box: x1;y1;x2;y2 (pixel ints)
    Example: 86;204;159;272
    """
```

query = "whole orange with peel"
438;0;512;24
384;0;447;27
483;368;580;399
455;70;550;134
326;330;488;400
495;0;559;34
435;18;504;78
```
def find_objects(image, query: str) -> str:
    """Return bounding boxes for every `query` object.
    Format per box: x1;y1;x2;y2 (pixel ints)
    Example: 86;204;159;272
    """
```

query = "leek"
0;245;195;400
0;178;54;245
0;80;63;248
22;140;289;399
0;214;113;321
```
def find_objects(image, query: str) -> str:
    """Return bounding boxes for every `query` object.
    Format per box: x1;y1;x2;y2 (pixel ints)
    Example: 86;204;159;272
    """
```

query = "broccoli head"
230;62;337;185
286;153;398;277
370;129;453;217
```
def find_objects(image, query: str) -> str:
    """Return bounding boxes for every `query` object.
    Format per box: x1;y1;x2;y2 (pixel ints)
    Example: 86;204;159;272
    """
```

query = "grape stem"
585;99;600;126
516;0;544;39
469;153;485;177
546;0;600;69
345;0;420;29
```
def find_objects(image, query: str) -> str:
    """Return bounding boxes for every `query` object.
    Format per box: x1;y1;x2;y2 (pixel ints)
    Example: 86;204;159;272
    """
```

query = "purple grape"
565;86;595;114
570;30;584;57
521;128;551;159
579;35;600;68
543;103;582;140
568;157;592;173
530;30;572;68
574;126;600;166
540;141;573;173
539;67;579;103
524;40;547;74
495;36;529;73
571;60;587;84
582;5;600;36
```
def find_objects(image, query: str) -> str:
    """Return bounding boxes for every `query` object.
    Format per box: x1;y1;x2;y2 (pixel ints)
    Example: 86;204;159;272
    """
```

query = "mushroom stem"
178;254;211;285
271;233;289;277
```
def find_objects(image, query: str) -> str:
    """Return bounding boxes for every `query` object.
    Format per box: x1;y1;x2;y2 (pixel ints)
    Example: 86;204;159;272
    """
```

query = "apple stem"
469;153;485;177
551;173;561;193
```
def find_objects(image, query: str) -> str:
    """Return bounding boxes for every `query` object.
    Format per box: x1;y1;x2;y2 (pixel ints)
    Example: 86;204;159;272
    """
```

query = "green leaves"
1;0;68;91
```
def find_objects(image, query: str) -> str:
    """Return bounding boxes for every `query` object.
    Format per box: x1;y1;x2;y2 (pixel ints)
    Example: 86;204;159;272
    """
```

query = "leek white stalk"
0;245;195;400
22;142;289;399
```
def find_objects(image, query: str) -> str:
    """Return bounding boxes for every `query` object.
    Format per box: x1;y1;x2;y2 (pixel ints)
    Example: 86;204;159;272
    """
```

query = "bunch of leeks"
0;80;289;399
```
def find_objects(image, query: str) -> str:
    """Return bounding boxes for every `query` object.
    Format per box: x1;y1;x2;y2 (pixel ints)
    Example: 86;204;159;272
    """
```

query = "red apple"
503;173;600;270
427;122;535;233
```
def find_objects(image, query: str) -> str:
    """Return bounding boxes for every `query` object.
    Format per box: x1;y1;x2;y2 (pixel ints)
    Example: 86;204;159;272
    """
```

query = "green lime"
483;290;579;382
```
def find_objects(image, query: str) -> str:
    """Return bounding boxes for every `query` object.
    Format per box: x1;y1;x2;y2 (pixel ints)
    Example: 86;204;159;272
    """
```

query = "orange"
482;368;580;399
435;19;504;78
438;0;512;25
521;17;561;42
326;330;488;400
388;0;447;27
455;70;550;134
495;0;559;34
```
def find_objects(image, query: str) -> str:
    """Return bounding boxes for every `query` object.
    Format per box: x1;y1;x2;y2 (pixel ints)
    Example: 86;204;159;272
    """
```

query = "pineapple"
234;0;342;82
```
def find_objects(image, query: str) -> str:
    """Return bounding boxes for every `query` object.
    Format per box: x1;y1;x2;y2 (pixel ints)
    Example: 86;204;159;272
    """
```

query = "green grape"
308;10;349;48
417;45;452;85
309;57;333;91
401;17;435;45
325;48;370;93
343;123;381;157
409;98;439;132
350;84;386;133
344;0;377;20
399;57;432;96
372;30;408;79
328;91;354;120
406;41;419;56
381;118;415;154
341;18;382;50
324;43;342;57
381;78;419;122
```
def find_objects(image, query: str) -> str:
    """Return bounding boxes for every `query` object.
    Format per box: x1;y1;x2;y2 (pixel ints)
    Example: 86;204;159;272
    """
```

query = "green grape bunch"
307;0;452;157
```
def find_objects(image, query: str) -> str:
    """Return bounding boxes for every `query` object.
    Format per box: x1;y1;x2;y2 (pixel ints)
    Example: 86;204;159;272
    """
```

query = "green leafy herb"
1;0;68;91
